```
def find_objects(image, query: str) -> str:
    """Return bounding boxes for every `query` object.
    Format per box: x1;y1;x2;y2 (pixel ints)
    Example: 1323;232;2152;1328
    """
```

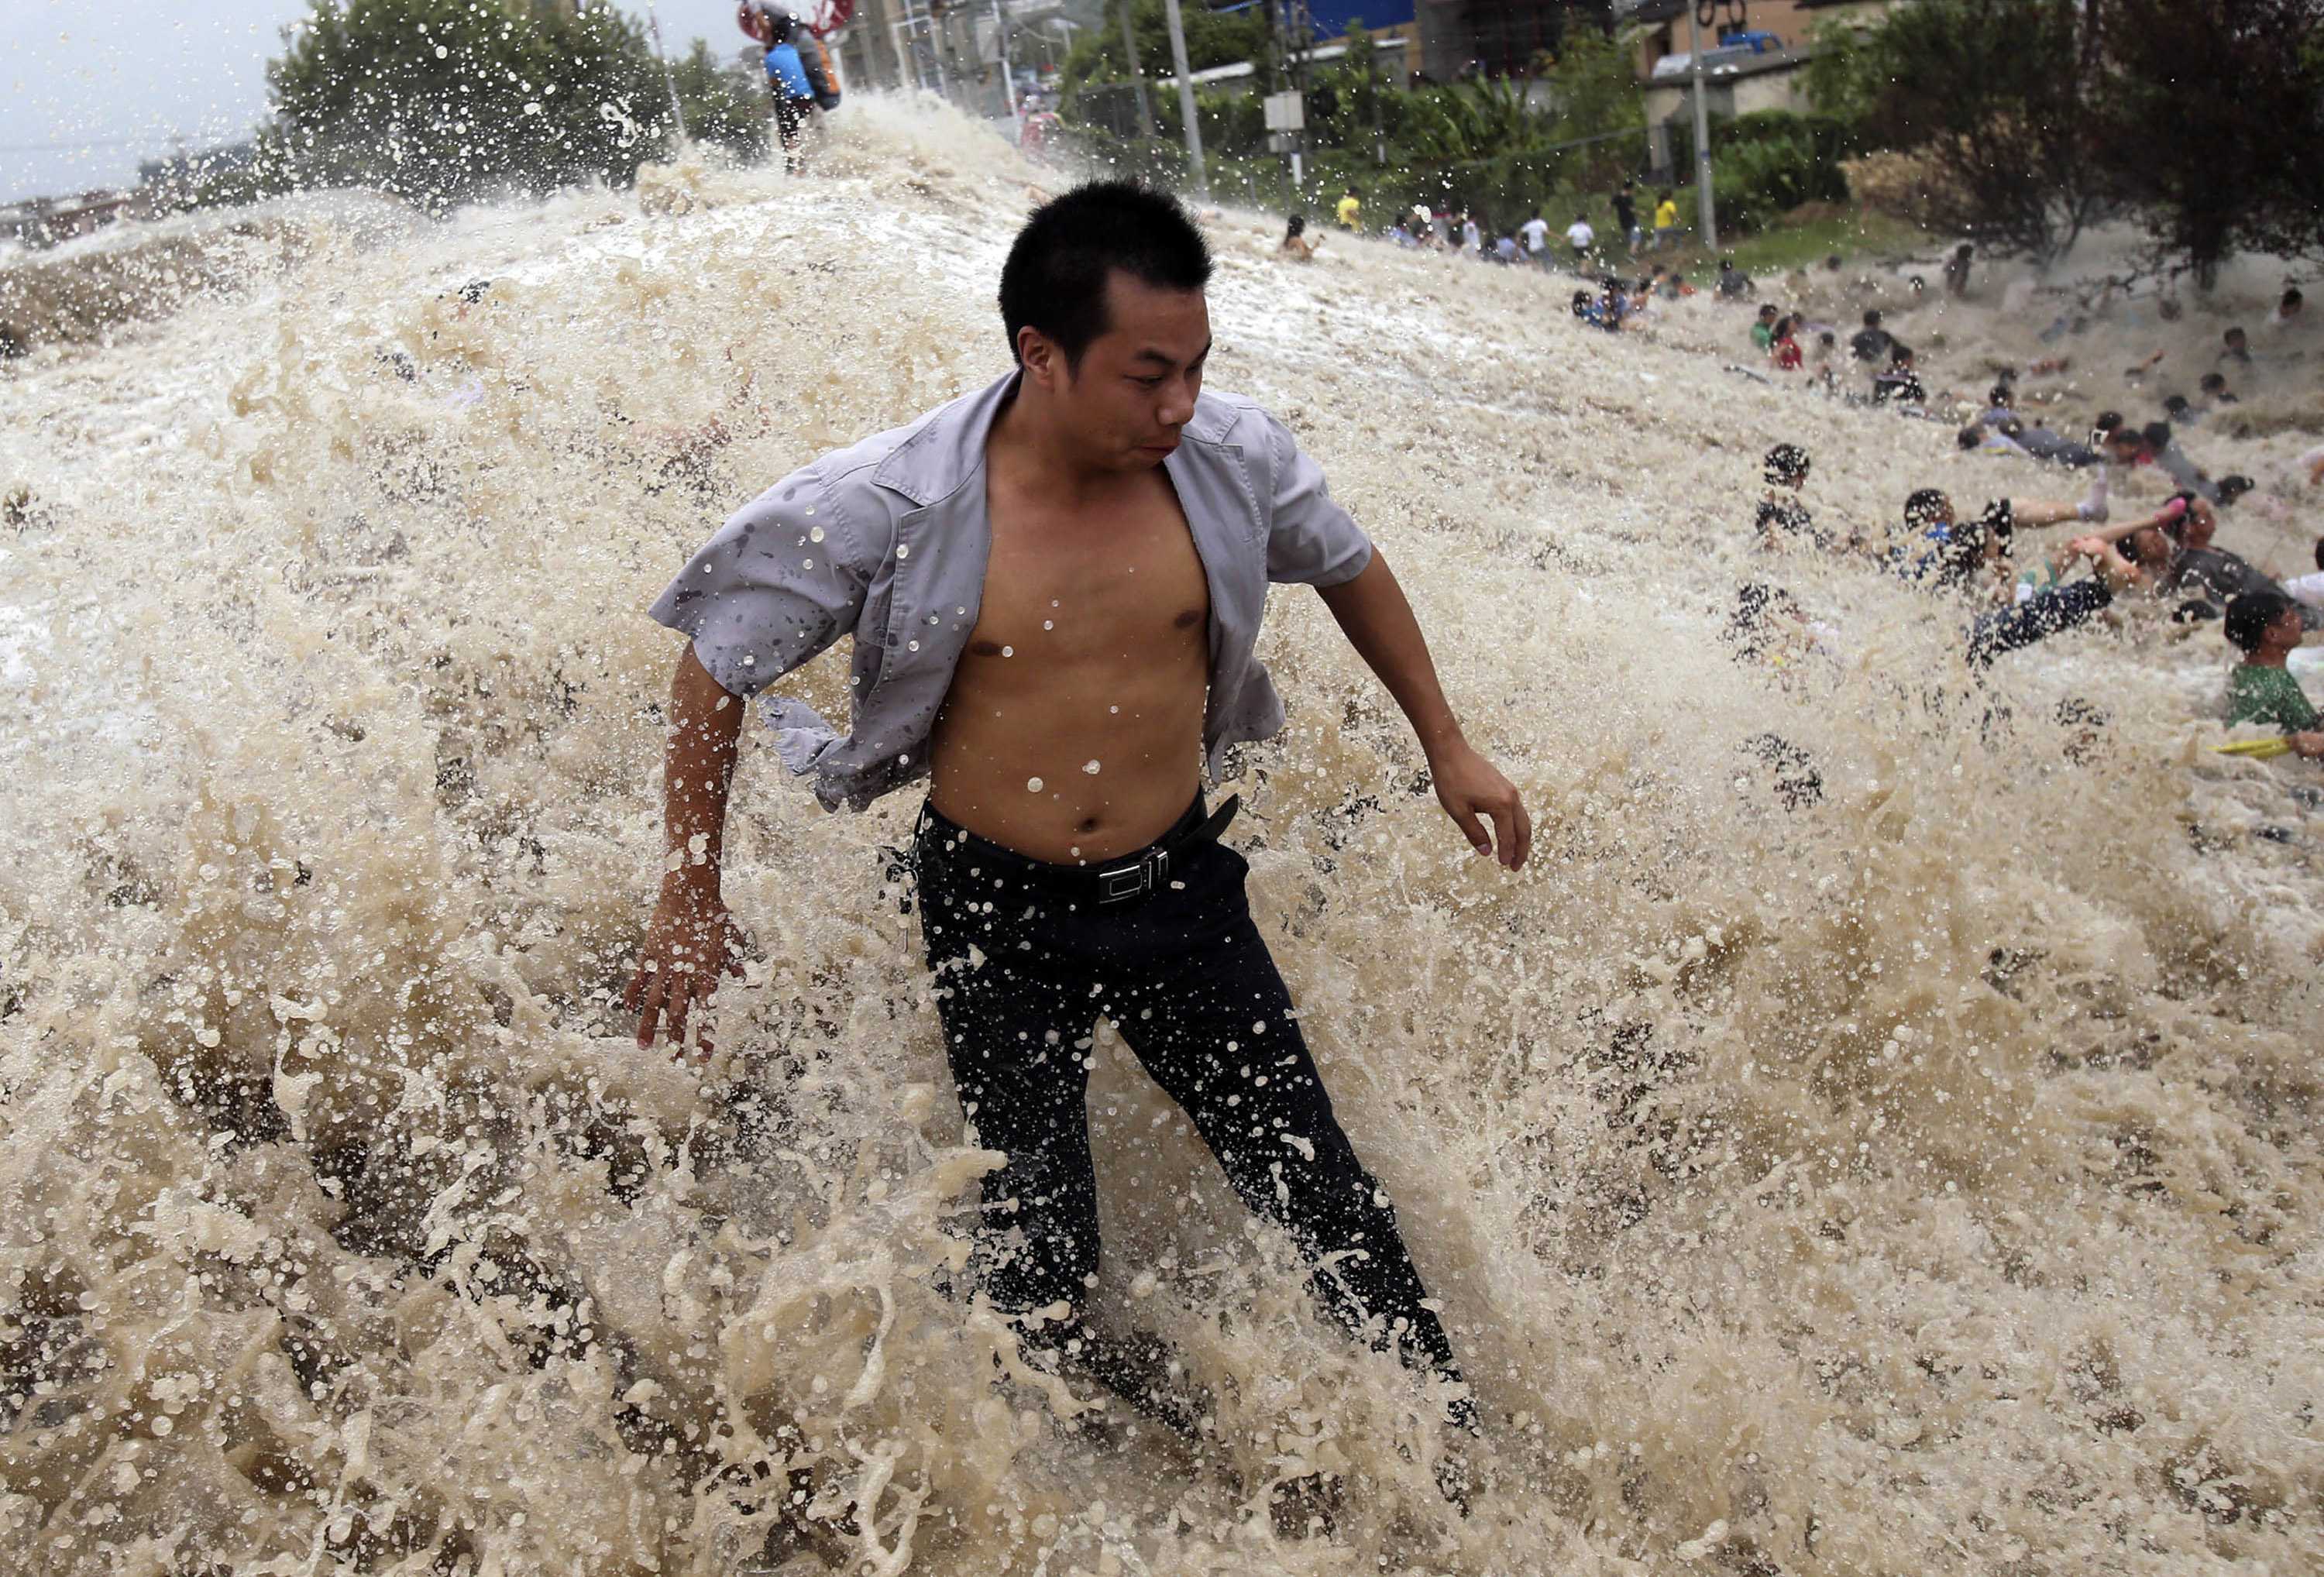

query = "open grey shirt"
648;371;1374;812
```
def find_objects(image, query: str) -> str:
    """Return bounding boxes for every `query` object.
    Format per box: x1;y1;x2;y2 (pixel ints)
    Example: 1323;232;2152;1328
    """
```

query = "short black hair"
1863;309;1882;326
1958;424;1985;451
2142;420;2172;450
1764;443;1810;486
2200;372;2228;393
2216;474;2253;505
998;181;1213;369
2284;287;2304;308
1989;383;2012;406
2224;590;2296;654
2226;325;2248;342
2095;410;2123;434
2315;534;2324;574
1905;488;1949;532
2162;393;2189;415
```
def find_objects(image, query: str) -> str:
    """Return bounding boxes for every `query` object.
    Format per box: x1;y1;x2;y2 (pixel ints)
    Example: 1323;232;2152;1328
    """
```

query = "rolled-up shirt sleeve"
646;466;870;697
1260;409;1373;587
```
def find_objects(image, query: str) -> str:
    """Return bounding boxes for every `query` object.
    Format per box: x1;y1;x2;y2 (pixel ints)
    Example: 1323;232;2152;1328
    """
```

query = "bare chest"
964;483;1211;663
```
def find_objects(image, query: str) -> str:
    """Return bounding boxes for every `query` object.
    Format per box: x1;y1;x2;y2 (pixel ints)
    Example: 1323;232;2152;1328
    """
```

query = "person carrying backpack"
740;2;840;172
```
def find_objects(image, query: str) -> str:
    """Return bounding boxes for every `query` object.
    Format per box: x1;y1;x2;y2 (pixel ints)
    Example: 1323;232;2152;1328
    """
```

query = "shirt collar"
870;369;1239;507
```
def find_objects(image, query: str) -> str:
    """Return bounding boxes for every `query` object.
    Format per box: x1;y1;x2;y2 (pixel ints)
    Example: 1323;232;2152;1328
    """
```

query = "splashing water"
3;95;2322;1576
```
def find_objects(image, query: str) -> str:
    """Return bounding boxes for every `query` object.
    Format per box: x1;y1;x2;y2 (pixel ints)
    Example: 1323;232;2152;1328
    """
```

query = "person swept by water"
739;2;838;174
627;180;1528;1493
1279;212;1318;261
2220;592;2324;758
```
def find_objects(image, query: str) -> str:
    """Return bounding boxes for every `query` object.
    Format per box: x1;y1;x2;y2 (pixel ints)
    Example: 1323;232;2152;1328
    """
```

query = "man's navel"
1172;607;1202;629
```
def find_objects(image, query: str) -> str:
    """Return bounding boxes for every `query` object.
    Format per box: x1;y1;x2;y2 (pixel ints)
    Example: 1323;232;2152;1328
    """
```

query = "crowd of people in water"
1719;300;2324;775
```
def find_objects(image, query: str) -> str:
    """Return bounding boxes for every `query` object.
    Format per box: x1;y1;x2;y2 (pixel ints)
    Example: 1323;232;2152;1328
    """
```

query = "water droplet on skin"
1001;645;1013;657
1109;705;1119;713
1026;777;1043;792
1043;620;1054;630
1083;760;1101;774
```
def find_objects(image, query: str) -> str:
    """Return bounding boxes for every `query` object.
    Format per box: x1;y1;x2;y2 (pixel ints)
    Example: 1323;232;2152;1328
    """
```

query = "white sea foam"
2;94;2321;1575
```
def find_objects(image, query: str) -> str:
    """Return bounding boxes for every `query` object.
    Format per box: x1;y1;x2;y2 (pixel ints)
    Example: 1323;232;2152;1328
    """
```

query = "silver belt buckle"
1098;847;1170;905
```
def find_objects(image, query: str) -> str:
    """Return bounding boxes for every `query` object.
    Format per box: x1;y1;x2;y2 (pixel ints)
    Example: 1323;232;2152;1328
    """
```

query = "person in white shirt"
1518;210;1550;266
1566;214;1595;266
2286;537;2324;612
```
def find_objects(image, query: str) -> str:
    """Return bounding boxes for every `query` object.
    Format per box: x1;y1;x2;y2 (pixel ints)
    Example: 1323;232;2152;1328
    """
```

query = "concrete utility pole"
994;0;1019;132
1686;3;1717;252
1119;0;1157;139
1160;0;1207;198
648;4;686;143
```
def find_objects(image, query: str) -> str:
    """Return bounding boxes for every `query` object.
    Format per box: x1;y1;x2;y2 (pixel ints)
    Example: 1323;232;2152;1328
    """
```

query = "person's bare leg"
2012;497;2098;531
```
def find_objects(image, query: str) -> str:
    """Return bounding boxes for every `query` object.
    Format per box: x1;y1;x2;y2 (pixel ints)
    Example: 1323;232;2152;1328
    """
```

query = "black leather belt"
1095;793;1239;905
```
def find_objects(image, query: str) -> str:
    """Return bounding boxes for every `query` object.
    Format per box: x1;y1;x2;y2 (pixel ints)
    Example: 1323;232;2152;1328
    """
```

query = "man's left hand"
1430;741;1532;871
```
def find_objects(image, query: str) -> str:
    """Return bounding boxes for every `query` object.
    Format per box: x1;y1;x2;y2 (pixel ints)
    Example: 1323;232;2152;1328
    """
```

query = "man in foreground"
628;181;1529;1457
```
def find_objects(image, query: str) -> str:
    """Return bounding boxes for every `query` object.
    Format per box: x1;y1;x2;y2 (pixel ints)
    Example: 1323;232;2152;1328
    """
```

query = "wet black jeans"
913;795;1464;1394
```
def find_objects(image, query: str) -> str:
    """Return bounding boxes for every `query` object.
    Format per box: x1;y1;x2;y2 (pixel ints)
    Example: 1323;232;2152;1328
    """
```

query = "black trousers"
1969;577;2113;666
913;796;1463;1391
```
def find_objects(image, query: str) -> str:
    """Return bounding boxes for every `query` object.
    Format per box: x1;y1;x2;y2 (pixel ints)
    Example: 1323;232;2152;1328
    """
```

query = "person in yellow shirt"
1335;186;1362;231
1652;190;1679;250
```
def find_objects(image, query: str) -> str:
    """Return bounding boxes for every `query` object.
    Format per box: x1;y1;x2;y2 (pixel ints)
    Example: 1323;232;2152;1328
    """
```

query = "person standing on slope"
630;181;1529;1469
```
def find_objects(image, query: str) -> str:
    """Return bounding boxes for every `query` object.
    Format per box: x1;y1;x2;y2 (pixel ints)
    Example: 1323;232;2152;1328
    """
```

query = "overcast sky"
1;0;758;204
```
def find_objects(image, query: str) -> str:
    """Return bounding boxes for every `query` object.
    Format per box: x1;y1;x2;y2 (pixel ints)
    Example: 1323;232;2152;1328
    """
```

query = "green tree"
1817;0;2101;260
667;38;769;160
269;0;669;208
2089;0;2324;287
1058;0;1264;101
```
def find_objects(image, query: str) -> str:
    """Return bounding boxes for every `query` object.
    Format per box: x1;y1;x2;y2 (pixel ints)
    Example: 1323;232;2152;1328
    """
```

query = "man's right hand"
627;881;748;1056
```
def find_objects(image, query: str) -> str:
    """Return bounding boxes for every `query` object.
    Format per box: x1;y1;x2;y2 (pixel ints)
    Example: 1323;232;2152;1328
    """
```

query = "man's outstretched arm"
628;644;749;1054
1316;551;1532;870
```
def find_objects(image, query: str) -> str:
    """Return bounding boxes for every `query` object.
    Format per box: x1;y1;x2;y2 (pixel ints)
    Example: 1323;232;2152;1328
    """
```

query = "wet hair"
1818;330;1835;346
2199;371;2228;393
1773;314;1796;340
1904;488;1950;533
1758;302;1778;319
1764;443;1810;486
762;6;798;41
2215;474;2254;506
1890;343;1915;365
2142;420;2172;451
1863;309;1882;327
2225;325;2248;343
1825;254;1843;270
999;181;1214;369
2315;534;2324;574
2094;410;2123;435
2162;393;2190;417
2284;287;2305;310
1284;214;1307;240
1958;424;1985;451
1570;289;1595;318
1988;383;2013;407
2225;590;2297;654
